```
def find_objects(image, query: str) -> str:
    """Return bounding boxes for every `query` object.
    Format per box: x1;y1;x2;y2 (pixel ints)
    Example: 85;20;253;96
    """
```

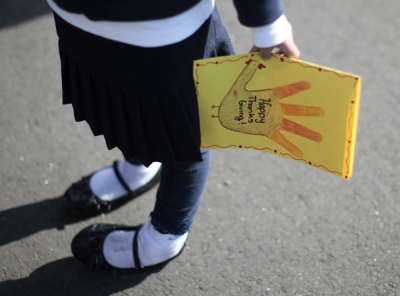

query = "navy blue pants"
129;149;211;235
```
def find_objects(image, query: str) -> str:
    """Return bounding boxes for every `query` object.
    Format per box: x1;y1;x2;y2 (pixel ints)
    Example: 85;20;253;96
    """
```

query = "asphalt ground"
1;0;399;295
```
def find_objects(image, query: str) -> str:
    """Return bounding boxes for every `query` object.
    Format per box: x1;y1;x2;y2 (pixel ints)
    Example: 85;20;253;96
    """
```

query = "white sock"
102;221;187;269
90;160;161;201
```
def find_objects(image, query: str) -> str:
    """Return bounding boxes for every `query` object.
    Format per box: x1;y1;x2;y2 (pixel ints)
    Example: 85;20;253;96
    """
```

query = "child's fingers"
259;47;274;60
249;45;259;53
249;46;273;61
276;34;300;59
250;32;300;60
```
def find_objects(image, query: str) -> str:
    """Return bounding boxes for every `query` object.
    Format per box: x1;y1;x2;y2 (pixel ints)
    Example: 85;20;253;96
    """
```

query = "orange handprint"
215;60;324;158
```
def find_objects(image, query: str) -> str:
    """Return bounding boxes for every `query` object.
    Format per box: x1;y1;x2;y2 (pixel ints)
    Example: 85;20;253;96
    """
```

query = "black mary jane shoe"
71;224;185;270
63;161;161;217
71;224;142;269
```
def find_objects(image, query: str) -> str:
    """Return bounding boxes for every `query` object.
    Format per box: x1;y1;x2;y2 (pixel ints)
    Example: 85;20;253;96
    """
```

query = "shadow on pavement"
0;257;166;296
0;196;87;247
0;0;51;29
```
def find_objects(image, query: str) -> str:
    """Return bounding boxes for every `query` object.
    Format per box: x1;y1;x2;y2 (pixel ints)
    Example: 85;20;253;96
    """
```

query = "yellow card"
194;53;361;179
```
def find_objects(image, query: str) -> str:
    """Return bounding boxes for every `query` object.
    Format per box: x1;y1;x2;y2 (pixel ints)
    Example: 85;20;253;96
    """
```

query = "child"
47;0;300;269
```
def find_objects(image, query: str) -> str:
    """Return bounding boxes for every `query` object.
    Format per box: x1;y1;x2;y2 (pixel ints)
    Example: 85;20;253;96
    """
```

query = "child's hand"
250;32;300;61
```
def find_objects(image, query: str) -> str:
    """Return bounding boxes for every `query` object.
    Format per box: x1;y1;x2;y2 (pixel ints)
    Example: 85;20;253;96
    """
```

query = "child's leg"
71;150;211;269
151;149;211;235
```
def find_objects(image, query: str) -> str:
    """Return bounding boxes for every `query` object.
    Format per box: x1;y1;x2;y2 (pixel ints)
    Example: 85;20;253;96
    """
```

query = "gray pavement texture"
1;0;399;295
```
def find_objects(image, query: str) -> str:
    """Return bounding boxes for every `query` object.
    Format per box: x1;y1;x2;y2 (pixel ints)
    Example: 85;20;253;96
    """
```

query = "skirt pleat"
80;74;101;135
124;95;153;165
53;8;234;167
140;94;177;165
59;44;71;105
157;88;202;162
68;62;85;122
108;88;133;155
97;84;116;149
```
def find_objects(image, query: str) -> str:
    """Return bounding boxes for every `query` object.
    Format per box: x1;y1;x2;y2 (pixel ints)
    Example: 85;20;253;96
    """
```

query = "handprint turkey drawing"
212;60;324;158
194;53;361;179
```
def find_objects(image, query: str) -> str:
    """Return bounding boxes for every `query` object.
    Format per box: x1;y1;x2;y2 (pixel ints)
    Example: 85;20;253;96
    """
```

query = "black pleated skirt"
53;8;234;167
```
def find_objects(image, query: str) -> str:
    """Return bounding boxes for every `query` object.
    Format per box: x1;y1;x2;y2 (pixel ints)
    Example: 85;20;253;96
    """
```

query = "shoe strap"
133;225;144;270
112;161;133;196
